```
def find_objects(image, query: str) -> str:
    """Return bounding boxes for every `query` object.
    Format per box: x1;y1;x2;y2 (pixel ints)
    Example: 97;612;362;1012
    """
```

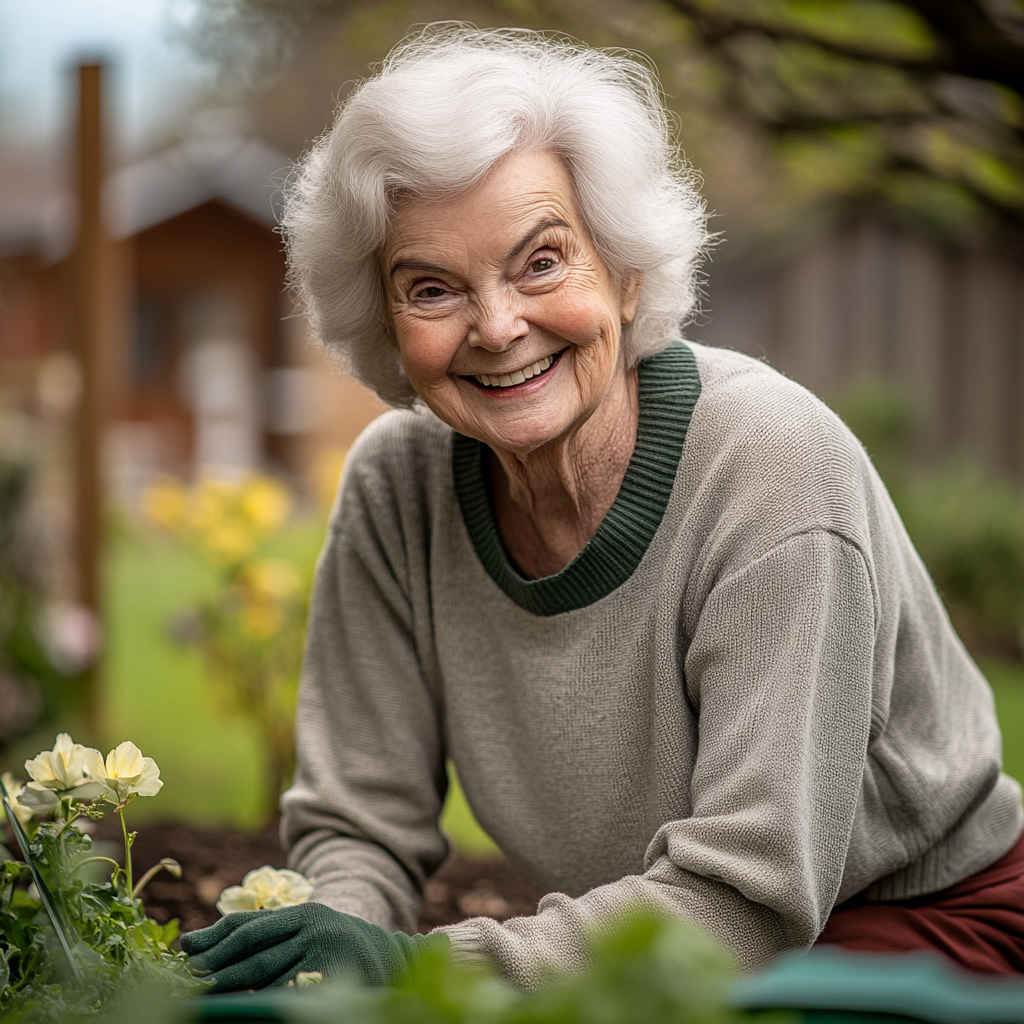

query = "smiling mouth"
464;349;566;390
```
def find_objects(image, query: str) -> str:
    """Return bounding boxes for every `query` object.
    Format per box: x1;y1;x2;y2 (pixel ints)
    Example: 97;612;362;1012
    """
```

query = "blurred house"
0;135;384;504
693;218;1024;483
4;140;1022;495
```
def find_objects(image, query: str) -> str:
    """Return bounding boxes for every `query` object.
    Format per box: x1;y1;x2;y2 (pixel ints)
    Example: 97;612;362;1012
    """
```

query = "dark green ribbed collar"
452;341;700;616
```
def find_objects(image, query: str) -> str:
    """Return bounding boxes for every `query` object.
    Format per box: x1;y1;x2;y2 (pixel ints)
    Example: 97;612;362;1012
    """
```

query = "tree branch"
662;0;940;72
899;0;1024;99
664;0;1024;99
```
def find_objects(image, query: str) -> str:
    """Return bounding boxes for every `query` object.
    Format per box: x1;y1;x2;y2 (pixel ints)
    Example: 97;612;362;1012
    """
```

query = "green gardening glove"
180;903;446;991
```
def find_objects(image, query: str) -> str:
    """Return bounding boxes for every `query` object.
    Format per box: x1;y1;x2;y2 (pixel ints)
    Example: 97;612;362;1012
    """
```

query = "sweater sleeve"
280;449;449;934
438;530;877;986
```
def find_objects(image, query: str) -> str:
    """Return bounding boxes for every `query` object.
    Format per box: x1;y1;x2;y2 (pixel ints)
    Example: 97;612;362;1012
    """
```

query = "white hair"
283;25;710;407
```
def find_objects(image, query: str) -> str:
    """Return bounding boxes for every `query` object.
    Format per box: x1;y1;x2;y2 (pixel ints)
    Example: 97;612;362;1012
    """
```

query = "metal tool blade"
0;775;84;985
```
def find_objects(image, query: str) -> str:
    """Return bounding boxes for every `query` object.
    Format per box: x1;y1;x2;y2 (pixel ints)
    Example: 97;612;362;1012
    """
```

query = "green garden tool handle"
0;775;84;985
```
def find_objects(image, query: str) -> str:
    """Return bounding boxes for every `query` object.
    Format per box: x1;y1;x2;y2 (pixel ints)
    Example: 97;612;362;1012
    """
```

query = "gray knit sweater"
281;341;1022;985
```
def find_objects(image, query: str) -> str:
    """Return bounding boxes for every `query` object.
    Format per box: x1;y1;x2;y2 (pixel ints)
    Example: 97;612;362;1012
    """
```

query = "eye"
412;283;448;300
529;257;555;273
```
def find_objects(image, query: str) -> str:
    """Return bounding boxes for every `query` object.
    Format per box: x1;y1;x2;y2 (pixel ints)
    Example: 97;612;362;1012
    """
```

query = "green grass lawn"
83;526;1024;850
981;657;1024;787
103;526;275;828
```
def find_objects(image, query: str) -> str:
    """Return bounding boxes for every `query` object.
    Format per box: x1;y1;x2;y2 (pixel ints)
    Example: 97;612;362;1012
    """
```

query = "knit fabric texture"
281;341;1023;988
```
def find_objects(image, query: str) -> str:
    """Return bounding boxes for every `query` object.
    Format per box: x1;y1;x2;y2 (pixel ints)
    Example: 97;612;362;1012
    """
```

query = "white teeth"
474;353;557;388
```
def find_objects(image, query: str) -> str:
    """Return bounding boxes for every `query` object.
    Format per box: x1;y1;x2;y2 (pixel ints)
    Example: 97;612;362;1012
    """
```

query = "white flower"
82;741;163;803
22;733;106;808
0;771;36;825
216;866;314;916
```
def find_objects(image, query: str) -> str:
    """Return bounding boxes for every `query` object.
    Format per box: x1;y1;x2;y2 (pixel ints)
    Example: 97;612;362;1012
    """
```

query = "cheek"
396;321;461;385
543;283;620;349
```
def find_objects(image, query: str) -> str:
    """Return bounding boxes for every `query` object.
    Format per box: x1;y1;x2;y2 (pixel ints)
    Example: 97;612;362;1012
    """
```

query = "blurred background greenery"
0;0;1023;851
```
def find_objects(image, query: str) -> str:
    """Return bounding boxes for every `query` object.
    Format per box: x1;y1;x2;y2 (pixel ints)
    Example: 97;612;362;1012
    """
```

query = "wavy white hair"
283;25;710;407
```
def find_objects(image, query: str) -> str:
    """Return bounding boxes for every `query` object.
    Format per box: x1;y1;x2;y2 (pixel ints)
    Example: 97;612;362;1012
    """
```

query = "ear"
619;271;644;326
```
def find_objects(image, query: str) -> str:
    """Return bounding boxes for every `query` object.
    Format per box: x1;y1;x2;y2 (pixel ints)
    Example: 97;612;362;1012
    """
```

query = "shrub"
830;381;1024;659
142;475;309;818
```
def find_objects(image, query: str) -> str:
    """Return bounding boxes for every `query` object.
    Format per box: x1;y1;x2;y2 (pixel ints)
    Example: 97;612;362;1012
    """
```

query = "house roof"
108;136;290;237
0;135;291;261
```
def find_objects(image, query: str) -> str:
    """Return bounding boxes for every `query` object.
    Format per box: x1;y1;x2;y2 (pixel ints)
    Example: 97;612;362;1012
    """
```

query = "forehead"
385;150;581;264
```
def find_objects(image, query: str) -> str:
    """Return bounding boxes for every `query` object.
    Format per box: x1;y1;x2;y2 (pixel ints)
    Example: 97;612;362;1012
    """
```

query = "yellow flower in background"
142;473;293;566
22;733;107;808
0;771;36;824
139;471;306;820
192;479;254;563
240;477;291;532
82;741;163;804
203;523;257;565
235;559;302;640
309;447;348;512
216;866;314;915
240;559;301;602
238;601;282;640
193;477;234;533
141;476;188;531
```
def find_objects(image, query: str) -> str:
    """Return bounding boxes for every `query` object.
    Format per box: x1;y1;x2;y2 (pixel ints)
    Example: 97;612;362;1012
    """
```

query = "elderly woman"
181;27;1024;989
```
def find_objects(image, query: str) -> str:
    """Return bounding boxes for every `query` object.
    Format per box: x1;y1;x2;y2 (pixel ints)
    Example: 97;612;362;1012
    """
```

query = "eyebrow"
389;258;451;278
506;218;568;261
388;217;569;277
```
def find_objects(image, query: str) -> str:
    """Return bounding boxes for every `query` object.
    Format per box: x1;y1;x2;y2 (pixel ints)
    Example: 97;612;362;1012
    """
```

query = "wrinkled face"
384;149;642;455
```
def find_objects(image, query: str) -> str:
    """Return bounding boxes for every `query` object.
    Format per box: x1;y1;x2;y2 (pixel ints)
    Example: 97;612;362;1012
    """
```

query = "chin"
478;413;582;456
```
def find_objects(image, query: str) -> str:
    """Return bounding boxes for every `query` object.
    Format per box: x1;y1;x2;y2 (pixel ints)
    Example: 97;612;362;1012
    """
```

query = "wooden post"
71;62;110;732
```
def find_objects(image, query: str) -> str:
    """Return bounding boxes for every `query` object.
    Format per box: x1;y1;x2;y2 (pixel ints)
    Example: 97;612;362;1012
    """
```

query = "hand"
180;902;445;992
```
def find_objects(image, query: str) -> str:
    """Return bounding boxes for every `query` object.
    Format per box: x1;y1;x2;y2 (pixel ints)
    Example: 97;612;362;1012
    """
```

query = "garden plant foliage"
99;910;765;1024
1;736;204;1022
0;458;94;749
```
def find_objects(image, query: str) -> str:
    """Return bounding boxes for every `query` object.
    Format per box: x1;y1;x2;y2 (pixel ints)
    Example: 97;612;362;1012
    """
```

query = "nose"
467;287;528;351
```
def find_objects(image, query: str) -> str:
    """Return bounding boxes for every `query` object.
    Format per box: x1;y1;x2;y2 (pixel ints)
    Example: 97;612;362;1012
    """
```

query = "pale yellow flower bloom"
22;733;106;808
82;741;163;803
0;771;36;825
216;866;313;915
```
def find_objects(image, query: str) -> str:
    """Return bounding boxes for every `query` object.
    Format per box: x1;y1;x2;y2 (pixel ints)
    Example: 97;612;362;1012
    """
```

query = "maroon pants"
816;832;1024;973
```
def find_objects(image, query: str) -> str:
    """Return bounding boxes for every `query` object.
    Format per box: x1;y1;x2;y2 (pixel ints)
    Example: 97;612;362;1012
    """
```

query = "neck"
487;365;640;578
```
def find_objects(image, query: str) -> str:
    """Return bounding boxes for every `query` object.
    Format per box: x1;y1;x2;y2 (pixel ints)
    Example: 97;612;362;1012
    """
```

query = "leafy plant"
360;912;748;1024
142;474;309;818
1;735;204;1021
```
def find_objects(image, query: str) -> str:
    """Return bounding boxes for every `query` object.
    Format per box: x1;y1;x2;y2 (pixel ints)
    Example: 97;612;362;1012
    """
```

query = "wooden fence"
690;219;1024;483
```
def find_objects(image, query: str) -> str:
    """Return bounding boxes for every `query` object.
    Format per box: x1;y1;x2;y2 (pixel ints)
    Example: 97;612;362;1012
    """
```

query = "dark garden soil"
90;819;545;936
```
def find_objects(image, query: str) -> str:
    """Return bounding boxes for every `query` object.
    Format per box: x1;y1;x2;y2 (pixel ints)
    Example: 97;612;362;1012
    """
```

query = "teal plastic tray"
733;947;1024;1023
183;947;1024;1023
